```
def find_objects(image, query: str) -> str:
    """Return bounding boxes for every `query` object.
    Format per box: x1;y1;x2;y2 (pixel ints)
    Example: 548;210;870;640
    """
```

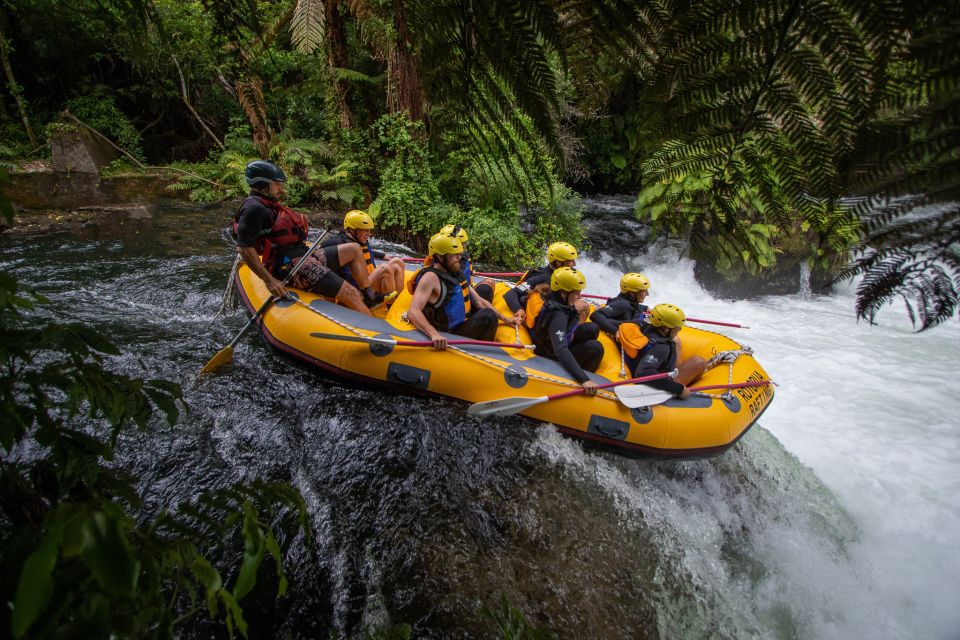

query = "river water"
1;199;957;639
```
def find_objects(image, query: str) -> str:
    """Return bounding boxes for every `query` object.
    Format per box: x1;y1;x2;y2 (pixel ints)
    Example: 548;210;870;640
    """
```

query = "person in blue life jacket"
322;210;405;301
407;233;521;349
617;303;707;399
232;160;380;315
437;224;495;302
531;267;604;396
504;241;591;326
590;272;651;336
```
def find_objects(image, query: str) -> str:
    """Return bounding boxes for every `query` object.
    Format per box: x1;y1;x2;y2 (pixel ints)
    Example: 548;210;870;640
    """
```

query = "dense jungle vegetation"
0;1;956;635
0;0;957;328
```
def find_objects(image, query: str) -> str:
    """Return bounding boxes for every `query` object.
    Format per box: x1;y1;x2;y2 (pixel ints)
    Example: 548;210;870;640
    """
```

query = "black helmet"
245;160;286;187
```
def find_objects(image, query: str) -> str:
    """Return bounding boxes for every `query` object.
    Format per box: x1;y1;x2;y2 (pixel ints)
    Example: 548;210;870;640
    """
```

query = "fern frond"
291;0;326;53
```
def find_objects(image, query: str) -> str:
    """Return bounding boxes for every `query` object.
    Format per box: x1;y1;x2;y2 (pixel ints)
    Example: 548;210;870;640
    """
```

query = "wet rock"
49;124;118;173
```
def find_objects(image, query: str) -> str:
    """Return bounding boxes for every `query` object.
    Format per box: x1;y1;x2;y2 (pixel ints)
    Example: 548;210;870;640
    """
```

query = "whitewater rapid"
568;247;960;639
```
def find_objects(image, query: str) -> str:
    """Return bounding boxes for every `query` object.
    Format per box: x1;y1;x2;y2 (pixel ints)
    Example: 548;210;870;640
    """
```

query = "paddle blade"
309;332;395;345
467;395;548;417
200;345;234;375
613;384;674;409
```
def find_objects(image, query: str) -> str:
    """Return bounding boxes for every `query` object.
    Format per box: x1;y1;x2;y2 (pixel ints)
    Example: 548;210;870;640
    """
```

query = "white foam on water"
565;246;960;639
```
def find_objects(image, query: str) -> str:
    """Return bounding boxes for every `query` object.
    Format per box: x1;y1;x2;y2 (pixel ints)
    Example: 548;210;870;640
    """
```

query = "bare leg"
335;243;372;289
388;257;405;292
676;356;707;385
333;280;371;315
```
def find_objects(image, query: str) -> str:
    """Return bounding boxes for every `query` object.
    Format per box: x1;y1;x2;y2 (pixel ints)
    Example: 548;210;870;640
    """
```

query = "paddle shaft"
226;229;331;349
308;330;530;349
579;294;747;329
546;371;674;402
689;381;770;392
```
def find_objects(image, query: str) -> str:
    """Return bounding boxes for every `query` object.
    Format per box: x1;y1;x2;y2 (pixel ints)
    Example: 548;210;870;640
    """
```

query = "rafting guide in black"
617;303;708;399
529;267;604;396
590;272;651;336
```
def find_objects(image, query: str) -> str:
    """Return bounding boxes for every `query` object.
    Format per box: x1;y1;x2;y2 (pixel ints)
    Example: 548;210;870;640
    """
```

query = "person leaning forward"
321;210;405;300
504;241;591;325
233;160;382;315
590;272;651;336
407;232;520;349
530;267;604;396
617;303;707;399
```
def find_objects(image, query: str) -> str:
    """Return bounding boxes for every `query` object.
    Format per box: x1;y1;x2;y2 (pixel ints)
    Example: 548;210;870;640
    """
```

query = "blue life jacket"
414;266;471;331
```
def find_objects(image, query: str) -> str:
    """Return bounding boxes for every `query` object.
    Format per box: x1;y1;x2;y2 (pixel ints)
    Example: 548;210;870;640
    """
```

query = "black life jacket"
233;195;309;274
412;266;471;331
623;322;677;375
531;293;579;357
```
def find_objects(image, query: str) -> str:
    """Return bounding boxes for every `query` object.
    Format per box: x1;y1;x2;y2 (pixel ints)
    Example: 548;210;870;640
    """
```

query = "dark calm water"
4;204;924;639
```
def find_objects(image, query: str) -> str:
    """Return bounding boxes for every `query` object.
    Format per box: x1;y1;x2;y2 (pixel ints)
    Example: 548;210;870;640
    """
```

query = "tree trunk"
386;0;426;124
325;0;352;129
236;76;273;158
0;22;38;147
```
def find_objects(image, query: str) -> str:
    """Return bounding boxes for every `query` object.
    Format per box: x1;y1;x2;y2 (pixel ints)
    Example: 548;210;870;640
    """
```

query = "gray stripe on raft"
308;297;609;383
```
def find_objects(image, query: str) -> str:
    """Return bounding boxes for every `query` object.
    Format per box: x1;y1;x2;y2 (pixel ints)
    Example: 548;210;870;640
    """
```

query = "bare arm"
407;272;446;349
238;246;286;297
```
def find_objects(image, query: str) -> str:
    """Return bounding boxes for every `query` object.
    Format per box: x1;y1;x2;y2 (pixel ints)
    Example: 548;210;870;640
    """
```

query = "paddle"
613;380;772;408
579;294;750;329
200;229;331;374
310;332;534;350
467;370;678;418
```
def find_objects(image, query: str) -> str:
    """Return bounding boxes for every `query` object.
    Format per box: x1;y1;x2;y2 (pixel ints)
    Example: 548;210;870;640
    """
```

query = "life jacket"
606;292;647;321
411;266;471;331
233;195;309;274
462;254;473;284
516;265;552;287
618;322;676;375
531;294;579;357
331;230;376;287
523;289;547;329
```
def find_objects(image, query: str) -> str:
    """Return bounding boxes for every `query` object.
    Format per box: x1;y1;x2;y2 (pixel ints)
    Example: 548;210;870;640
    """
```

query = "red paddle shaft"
545;371;674;402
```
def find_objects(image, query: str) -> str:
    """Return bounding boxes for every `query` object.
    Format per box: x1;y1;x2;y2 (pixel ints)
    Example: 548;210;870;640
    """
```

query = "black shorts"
290;246;347;298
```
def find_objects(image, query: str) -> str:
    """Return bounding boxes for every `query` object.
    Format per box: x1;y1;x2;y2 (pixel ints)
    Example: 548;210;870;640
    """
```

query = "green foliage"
835;2;960;329
0;270;308;638
66;89;145;161
368;114;442;234
480;594;557;640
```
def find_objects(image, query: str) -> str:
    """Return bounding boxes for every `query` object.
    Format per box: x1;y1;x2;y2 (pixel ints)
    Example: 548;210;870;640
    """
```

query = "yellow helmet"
649;303;685;329
439;224;469;243
428;232;464;256
620;272;651;293
550;266;587;292
344;210;375;230
546;241;578;263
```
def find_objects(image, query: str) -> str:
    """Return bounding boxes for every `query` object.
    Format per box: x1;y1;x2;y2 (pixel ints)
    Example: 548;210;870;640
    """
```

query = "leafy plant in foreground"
0;211;308;637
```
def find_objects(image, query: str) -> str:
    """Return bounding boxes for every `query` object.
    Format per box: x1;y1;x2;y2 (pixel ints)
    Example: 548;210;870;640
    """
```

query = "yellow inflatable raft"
234;263;774;458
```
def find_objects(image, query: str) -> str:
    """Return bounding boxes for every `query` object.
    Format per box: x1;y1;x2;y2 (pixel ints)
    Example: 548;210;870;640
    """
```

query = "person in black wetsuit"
590;272;651;336
530;267;604;396
407;232;520;349
504;241;590;325
233;160;383;314
619;303;706;399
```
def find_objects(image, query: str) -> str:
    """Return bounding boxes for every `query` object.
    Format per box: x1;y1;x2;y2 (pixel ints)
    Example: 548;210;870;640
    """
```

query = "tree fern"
291;0;326;53
839;1;960;329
